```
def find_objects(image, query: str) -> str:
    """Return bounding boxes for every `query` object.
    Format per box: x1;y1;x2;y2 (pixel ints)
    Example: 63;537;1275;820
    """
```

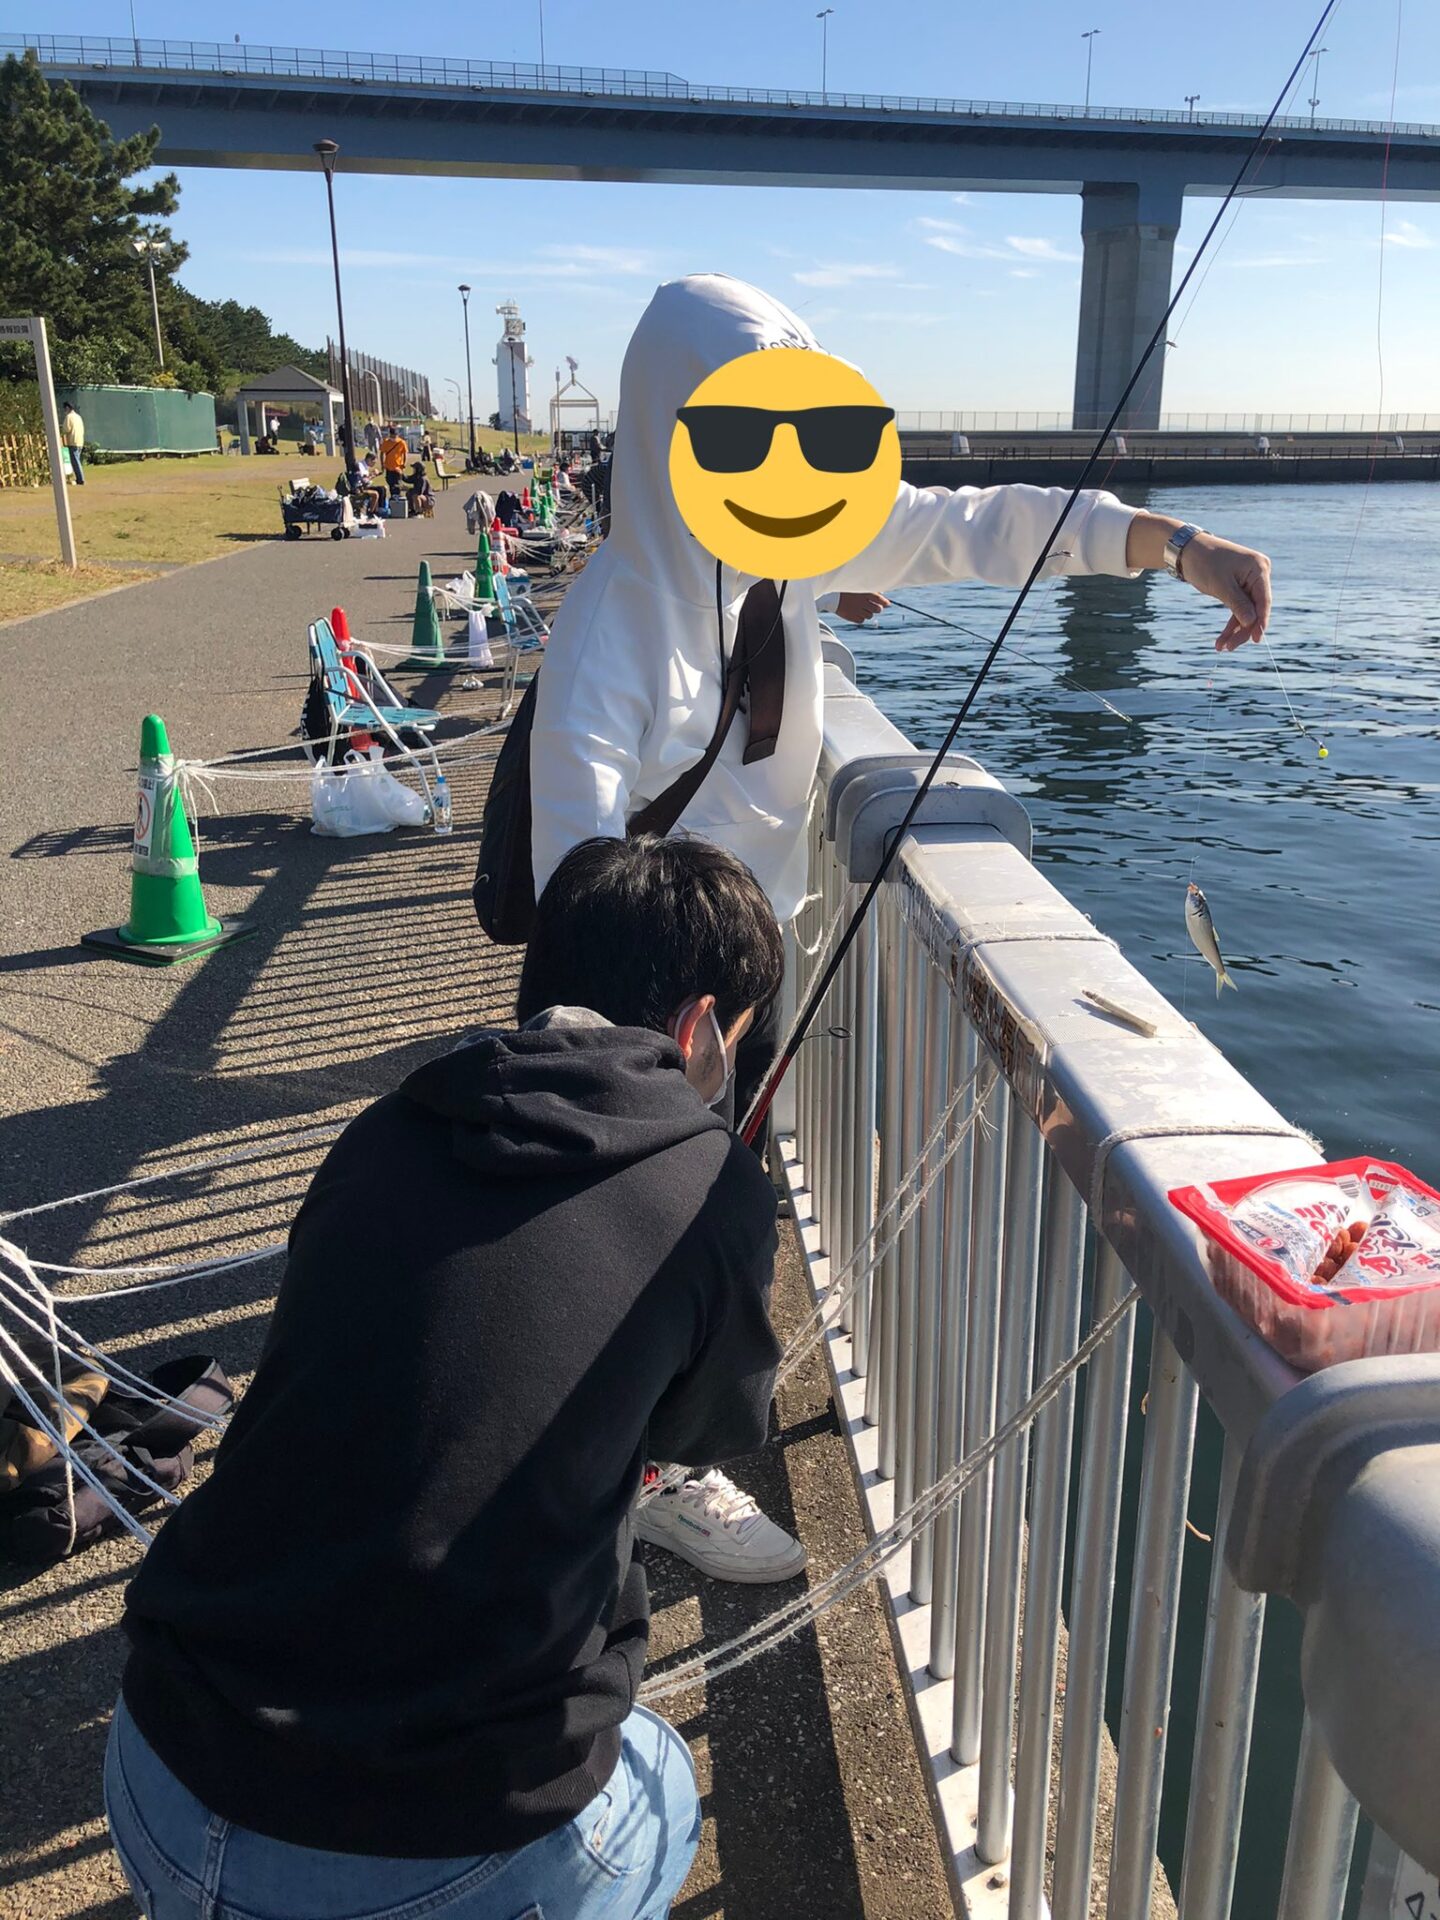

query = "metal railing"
10;35;1440;139
894;410;1440;434
780;653;1440;1917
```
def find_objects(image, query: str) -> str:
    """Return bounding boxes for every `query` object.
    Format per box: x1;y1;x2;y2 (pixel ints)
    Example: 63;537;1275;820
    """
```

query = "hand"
1180;532;1273;651
832;591;891;626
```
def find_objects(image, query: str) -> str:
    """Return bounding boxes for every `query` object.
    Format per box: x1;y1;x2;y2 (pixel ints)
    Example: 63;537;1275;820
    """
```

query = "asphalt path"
0;489;951;1919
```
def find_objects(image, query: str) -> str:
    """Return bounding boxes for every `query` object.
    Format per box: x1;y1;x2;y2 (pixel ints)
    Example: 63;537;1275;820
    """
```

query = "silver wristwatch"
1163;523;1202;580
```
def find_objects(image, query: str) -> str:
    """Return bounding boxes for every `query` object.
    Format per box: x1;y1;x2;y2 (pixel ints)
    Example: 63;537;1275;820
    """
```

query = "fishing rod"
741;0;1340;1147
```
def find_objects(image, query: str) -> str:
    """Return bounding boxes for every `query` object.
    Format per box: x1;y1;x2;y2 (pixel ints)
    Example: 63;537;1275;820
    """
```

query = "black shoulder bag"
472;579;785;945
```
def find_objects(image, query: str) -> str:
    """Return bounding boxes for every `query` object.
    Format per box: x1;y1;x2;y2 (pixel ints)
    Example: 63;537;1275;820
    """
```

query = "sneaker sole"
635;1523;808;1585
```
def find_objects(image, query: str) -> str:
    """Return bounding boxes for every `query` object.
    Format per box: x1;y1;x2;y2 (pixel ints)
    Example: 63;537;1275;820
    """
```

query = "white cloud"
1009;268;1040;279
916;222;1079;265
792;262;904;287
1384;220;1435;251
536;243;657;274
1005;235;1081;263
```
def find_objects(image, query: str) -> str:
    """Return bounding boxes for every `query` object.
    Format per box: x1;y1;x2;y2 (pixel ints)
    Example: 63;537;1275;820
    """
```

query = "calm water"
851;482;1440;1173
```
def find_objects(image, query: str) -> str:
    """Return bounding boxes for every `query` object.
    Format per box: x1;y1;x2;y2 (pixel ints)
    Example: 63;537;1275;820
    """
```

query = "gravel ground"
0;491;952;1919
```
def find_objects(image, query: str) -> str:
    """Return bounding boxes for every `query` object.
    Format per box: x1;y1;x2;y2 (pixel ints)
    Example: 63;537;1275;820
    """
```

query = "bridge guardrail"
782;658;1440;1916
9;35;1440;139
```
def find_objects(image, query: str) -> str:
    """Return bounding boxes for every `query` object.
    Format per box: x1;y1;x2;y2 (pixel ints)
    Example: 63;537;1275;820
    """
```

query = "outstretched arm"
1124;512;1272;650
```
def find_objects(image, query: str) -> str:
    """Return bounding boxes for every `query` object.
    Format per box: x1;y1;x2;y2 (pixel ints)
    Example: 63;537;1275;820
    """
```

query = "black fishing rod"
742;0;1339;1147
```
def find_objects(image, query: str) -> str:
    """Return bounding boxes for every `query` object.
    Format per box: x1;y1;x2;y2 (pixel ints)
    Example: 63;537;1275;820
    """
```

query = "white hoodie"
530;274;1139;919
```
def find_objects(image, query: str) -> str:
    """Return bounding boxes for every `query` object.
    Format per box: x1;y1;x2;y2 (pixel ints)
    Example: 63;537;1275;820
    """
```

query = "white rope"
0;1122;348;1225
639;1284;1140;1702
775;1063;998;1389
0;1251;227;1427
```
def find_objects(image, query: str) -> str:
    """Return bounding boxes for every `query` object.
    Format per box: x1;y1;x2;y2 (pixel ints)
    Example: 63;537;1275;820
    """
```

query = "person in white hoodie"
530;273;1272;1581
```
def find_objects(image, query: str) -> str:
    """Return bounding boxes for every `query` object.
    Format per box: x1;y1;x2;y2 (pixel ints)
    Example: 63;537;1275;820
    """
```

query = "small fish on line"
1185;883;1237;997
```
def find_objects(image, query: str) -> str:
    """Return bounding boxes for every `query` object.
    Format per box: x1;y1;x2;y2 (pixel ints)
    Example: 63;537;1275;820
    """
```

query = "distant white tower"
494;301;533;433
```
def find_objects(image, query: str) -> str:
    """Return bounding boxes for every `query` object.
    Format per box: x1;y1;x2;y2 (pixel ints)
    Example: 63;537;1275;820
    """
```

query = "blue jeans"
104;1698;700;1920
69;447;86;485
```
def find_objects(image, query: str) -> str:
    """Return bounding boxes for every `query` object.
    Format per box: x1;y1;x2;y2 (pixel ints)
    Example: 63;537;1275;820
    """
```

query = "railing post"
1175;1435;1265;1920
951;1068;1009;1764
871;891;906;1469
1276;1718;1360;1920
928;1015;979;1678
1106;1325;1198;1920
1052;1243;1137;1920
1009;1168;1086;1913
893;928;928;1510
909;965;951;1602
976;1104;1045;1864
849;910;879;1378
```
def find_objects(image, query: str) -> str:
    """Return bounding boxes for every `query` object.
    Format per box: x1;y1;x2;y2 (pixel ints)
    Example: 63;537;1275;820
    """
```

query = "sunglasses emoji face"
669;348;900;579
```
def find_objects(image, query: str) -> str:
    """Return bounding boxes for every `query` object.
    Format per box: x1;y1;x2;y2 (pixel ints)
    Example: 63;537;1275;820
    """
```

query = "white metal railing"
10;36;1440;139
780;656;1440;1918
894;411;1440;434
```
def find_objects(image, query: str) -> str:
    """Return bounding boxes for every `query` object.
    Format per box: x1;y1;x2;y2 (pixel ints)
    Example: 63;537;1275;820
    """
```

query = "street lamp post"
538;0;546;80
445;376;463;431
313;140;356;470
128;234;170;367
458;284;476;465
817;9;833;96
1081;28;1100;113
1308;45;1327;124
1185;92;1200;119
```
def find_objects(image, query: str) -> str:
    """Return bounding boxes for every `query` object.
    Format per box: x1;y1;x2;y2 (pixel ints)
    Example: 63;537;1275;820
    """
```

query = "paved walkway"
0;491;950;1919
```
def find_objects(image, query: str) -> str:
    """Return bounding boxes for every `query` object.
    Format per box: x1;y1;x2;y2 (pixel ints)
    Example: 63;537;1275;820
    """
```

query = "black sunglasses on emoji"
676;404;896;475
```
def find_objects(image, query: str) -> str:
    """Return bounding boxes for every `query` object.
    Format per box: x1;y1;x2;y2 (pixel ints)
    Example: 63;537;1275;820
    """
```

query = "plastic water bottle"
432;773;453;836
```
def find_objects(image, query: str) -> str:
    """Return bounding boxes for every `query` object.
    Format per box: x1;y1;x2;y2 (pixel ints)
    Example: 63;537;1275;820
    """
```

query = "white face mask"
702;1006;733;1111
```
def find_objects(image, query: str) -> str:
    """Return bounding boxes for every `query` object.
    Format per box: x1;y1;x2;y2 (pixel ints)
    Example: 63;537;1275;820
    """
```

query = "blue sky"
26;0;1440;418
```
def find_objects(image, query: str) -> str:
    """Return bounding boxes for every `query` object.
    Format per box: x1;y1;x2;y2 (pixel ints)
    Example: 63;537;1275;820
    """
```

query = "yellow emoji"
669;348;900;579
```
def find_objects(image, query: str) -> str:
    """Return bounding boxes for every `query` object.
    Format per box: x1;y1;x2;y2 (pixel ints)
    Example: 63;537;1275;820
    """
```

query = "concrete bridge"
14;35;1440;431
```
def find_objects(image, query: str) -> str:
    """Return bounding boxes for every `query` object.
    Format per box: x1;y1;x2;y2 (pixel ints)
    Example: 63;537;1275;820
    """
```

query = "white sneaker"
635;1469;807;1584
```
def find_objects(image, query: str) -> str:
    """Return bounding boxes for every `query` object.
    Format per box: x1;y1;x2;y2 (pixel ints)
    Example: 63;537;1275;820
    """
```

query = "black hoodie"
121;1014;779;1858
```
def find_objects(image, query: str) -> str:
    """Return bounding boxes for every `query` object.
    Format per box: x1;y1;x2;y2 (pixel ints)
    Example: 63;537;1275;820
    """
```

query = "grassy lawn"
0;557;162;624
0;430;557;621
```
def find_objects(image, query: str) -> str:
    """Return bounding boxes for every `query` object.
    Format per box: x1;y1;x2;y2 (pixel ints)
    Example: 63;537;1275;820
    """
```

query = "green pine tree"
0;50;220;390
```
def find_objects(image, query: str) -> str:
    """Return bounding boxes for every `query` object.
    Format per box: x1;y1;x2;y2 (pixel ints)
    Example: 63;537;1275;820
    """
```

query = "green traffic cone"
473;536;496;601
82;715;254;966
410;560;444;664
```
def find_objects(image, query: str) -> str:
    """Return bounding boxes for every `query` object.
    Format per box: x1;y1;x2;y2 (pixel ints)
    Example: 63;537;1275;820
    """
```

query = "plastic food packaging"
1170;1159;1440;1371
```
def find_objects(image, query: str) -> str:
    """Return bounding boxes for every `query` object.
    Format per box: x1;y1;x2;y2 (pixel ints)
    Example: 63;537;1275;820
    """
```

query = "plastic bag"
467;609;495;668
311;748;429;837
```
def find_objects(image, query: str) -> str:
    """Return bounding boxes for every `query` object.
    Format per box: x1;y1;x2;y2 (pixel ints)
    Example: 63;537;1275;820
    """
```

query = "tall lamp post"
1081;28;1100;113
816;9;833;96
1308;45;1327;123
458;284;476;465
128;234;170;368
313;140;356;470
1185;92;1200;119
537;0;546;81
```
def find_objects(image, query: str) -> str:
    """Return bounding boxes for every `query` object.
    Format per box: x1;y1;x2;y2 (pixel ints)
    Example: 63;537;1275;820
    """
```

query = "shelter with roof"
232;366;345;456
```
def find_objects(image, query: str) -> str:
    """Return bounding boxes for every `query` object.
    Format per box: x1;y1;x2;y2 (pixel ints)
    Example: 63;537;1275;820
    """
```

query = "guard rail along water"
9;35;1440;139
780;641;1440;1919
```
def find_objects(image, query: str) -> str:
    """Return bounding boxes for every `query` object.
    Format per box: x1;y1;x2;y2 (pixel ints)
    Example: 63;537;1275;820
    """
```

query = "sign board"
1;314;75;567
134;771;158;862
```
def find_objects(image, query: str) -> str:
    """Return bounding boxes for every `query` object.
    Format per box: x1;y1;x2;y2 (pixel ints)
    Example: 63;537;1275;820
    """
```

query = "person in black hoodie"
108;834;787;1920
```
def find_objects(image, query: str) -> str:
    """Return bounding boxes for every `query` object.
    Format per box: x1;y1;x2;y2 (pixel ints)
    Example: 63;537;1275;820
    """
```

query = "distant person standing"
364;419;381;459
62;402;86;486
380;425;409;499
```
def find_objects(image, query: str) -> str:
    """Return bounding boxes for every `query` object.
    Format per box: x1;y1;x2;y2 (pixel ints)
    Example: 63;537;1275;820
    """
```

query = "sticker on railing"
960;957;1047;1125
1389;1855;1439;1920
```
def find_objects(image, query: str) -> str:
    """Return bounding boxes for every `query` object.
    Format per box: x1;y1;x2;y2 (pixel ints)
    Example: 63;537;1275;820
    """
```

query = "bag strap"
627;580;784;839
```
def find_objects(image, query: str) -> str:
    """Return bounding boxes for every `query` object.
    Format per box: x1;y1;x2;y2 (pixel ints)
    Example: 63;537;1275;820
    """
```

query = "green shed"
55;385;217;455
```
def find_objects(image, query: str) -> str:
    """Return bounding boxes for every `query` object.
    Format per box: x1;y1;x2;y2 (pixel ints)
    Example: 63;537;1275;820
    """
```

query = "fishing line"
883;596;1137;722
1320;0;1403;763
741;0;1341;1147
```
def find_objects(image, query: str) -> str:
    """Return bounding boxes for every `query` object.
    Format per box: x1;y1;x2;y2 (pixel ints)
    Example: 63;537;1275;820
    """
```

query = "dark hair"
517;835;784;1034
